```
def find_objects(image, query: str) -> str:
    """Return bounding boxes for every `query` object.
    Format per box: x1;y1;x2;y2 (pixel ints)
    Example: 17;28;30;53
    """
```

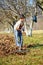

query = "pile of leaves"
0;34;27;56
0;34;16;56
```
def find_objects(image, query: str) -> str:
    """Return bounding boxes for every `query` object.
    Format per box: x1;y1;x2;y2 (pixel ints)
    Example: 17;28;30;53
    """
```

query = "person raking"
14;14;25;51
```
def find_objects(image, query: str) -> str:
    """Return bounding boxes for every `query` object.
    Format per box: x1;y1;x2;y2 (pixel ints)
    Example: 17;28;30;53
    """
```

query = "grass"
0;33;43;65
23;33;43;45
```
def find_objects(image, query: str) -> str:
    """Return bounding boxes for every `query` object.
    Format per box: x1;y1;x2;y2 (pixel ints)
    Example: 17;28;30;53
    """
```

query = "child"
14;14;25;51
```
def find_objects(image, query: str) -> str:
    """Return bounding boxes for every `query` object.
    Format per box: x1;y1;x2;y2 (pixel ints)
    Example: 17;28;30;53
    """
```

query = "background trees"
0;0;43;32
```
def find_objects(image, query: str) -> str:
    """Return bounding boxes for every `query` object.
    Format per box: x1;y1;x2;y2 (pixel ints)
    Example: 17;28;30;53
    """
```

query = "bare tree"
0;0;43;33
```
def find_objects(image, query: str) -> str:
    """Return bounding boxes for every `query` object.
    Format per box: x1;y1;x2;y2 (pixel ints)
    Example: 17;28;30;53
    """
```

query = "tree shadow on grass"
27;43;43;48
15;44;43;55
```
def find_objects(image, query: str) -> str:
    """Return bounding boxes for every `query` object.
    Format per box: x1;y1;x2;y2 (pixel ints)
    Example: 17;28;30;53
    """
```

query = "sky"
27;0;36;6
29;0;33;5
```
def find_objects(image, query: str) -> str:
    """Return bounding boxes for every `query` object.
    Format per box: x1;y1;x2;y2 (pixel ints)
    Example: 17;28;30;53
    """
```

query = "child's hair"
20;14;25;19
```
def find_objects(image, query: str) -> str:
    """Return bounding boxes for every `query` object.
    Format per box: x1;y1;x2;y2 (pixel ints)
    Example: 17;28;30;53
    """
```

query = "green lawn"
0;33;43;65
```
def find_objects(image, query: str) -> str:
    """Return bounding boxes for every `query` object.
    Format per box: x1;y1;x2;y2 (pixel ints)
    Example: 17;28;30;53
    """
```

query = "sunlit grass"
23;33;43;45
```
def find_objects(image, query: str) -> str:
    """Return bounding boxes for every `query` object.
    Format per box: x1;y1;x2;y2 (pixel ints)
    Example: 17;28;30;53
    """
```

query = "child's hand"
16;27;21;31
22;32;26;35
